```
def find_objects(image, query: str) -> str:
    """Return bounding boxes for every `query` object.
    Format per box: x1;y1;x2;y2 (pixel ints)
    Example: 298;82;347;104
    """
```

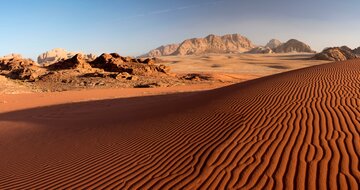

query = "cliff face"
143;35;318;57
172;34;255;56
143;34;255;57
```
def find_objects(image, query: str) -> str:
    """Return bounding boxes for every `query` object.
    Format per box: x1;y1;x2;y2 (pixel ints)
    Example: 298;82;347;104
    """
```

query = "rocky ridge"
144;44;179;57
172;34;255;56
0;52;175;91
144;35;316;57
143;34;255;57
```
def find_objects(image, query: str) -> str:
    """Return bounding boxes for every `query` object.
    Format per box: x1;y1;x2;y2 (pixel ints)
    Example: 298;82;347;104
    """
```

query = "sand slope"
0;60;360;189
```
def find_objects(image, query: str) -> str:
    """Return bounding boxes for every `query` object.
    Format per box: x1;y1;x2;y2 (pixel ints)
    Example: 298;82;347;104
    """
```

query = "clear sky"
1;0;360;59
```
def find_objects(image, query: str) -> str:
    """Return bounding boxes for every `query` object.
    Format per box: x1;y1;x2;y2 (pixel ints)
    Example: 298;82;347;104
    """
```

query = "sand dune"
0;60;360;189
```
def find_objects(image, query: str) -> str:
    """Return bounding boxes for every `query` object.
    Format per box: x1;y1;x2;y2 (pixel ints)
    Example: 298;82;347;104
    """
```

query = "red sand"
0;60;359;189
0;83;227;113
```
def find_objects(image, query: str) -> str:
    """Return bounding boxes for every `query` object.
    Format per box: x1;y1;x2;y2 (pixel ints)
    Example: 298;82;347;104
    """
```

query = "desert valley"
1;32;359;189
1;1;360;188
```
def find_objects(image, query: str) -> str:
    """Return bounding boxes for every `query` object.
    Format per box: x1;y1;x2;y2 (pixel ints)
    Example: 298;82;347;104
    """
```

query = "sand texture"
0;60;359;189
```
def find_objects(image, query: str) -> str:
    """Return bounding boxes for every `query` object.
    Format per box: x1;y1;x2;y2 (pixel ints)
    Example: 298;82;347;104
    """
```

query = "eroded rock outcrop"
90;53;170;75
313;46;358;61
0;55;43;81
47;54;93;70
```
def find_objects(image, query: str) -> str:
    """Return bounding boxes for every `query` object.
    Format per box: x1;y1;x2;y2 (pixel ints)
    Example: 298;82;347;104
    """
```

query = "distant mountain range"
247;39;315;54
141;34;315;57
3;33;360;63
142;34;255;57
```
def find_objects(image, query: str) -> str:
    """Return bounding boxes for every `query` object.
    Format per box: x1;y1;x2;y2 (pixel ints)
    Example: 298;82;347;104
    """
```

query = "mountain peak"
265;39;282;49
143;33;255;57
273;39;315;53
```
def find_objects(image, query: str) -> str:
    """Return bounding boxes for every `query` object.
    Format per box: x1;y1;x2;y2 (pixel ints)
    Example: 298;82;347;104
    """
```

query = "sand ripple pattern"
0;60;359;189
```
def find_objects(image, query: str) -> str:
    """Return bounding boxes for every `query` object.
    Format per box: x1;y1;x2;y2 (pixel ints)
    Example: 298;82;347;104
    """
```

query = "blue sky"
1;0;360;59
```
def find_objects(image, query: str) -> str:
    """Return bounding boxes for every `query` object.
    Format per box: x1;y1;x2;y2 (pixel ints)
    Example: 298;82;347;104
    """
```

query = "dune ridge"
0;60;360;189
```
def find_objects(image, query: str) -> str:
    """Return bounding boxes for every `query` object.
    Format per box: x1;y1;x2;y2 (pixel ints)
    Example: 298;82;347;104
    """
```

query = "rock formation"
172;34;255;56
246;47;273;54
352;47;360;55
0;51;170;83
273;39;315;53
38;48;96;65
90;53;170;75
143;44;179;57
0;55;43;81
143;35;317;56
265;39;282;49
143;34;255;57
47;54;93;70
313;46;358;61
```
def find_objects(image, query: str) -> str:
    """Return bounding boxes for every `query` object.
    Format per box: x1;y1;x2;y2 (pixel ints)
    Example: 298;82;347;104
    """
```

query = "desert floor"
1;55;359;189
162;53;329;81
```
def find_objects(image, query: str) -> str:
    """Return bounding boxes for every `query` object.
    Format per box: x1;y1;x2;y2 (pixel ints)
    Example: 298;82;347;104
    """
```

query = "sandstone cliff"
172;34;255;56
143;34;255;57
